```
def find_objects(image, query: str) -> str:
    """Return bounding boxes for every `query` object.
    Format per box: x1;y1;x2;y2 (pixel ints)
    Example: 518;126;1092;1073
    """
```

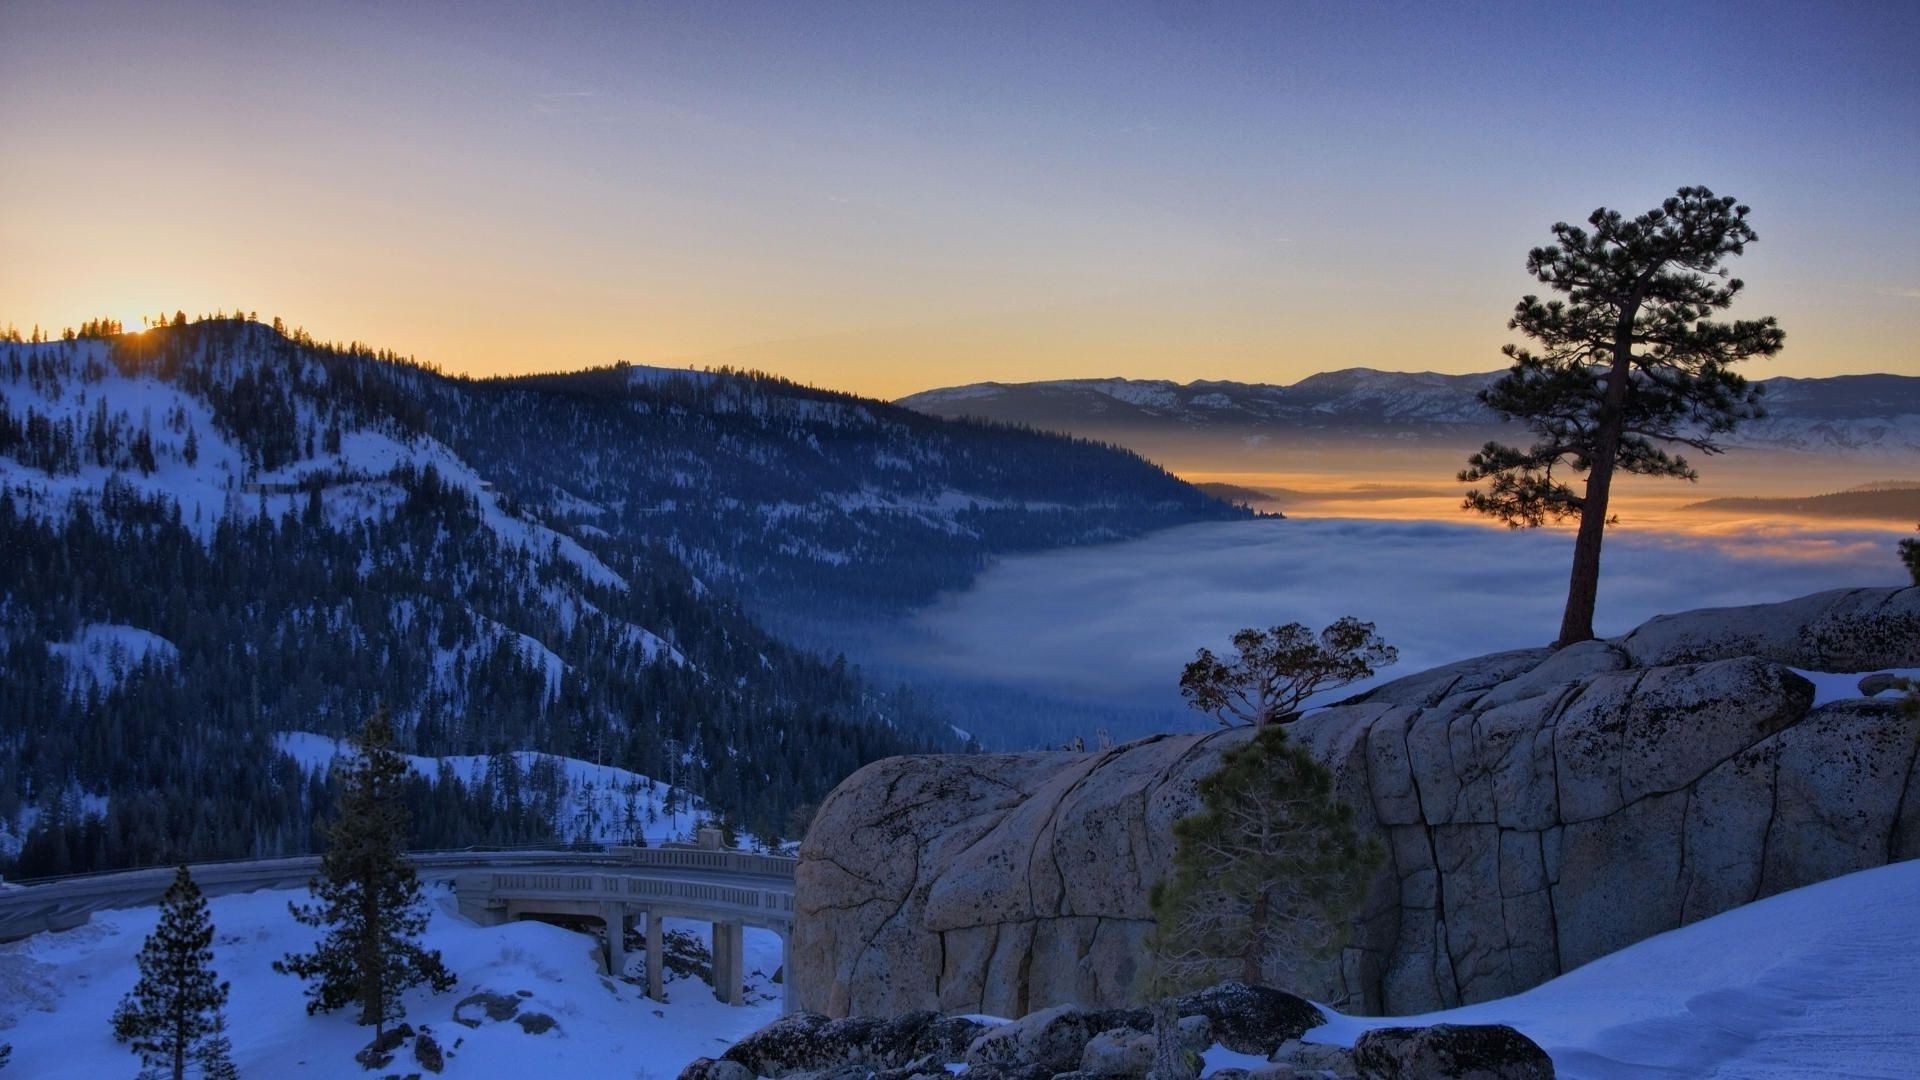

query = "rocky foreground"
792;587;1920;1018
681;981;1554;1079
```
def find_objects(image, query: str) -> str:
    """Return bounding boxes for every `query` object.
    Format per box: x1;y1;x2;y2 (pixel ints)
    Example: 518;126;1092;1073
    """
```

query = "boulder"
1079;1026;1156;1075
678;1060;756;1080
1171;983;1326;1057
1269;1039;1358;1078
965;1004;1115;1073
1351;1024;1553;1079
721;1012;966;1076
1618;586;1920;669
792;587;1920;1018
413;1031;445;1074
353;1022;414;1070
1173;1013;1213;1053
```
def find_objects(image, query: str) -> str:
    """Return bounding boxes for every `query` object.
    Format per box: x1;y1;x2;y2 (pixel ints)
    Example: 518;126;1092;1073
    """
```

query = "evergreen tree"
110;865;231;1080
1901;524;1918;585
196;1016;239;1080
1179;618;1396;727
1461;185;1785;645
1146;726;1382;994
274;707;454;1036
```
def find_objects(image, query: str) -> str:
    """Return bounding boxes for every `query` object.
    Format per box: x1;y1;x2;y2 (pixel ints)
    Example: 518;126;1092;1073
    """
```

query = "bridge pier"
601;900;629;977
711;919;745;1005
780;929;795;1015
646;910;665;1002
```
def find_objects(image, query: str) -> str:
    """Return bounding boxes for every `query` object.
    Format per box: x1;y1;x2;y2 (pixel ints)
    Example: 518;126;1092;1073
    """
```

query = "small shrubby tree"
1901;524;1918;585
275;708;454;1038
1179;617;1397;726
111;865;234;1080
1461;186;1784;646
1146;726;1383;992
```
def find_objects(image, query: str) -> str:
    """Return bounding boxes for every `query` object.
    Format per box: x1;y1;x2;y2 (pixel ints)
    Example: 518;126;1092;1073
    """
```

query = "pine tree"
1179;618;1396;727
196;1016;238;1080
1901;524;1919;585
274;707;454;1036
1461;185;1785;645
1146;726;1382;993
111;865;232;1080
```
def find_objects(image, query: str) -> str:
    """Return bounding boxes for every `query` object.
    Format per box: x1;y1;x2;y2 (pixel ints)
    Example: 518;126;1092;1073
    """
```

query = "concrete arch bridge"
0;842;796;1009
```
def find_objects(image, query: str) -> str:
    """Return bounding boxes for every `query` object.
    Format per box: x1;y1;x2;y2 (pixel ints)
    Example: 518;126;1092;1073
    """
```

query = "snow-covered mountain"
0;319;1239;876
900;369;1920;459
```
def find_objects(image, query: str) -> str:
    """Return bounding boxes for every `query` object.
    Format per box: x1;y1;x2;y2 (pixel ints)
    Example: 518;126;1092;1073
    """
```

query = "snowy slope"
273;733;712;846
46;623;179;692
1301;859;1920;1079
0;884;784;1079
4;860;1916;1077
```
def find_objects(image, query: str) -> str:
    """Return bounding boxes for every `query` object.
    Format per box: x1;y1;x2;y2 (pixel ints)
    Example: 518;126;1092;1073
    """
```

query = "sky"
3;0;1916;398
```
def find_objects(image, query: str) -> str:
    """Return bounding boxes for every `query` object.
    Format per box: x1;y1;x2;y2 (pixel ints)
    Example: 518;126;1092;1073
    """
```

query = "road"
0;847;796;940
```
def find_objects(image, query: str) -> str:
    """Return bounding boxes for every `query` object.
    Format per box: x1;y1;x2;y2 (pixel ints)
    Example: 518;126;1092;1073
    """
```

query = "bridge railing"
0;847;794;939
606;846;798;879
471;871;796;920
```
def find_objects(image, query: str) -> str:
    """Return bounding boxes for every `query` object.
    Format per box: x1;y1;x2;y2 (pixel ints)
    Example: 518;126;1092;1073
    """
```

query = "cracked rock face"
793;586;1920;1018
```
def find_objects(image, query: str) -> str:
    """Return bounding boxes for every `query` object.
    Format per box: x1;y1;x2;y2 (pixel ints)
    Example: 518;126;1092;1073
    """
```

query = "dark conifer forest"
0;317;1243;876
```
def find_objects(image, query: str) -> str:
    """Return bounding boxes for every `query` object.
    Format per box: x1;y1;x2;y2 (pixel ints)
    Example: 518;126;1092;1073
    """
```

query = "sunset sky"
3;0;1916;399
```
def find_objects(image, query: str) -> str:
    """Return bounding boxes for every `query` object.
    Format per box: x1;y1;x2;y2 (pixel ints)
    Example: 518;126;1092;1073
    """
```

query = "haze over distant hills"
899;369;1920;461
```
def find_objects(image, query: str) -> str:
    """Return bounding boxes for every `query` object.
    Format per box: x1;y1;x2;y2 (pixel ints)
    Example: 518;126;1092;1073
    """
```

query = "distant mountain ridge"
899;369;1920;459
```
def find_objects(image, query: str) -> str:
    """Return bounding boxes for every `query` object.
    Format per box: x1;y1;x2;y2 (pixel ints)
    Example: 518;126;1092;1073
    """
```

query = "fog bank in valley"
901;518;1911;714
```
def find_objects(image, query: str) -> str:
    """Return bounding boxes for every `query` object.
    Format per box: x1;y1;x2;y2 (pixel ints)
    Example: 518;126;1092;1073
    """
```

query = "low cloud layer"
899;517;1912;711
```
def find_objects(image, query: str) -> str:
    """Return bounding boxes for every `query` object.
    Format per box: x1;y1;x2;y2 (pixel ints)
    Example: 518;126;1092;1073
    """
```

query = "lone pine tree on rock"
1461;185;1784;646
275;707;454;1039
111;865;234;1080
1179;617;1396;726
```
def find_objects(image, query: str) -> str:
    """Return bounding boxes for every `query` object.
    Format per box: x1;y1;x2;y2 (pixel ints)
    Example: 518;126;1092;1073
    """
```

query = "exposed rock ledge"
792;586;1920;1017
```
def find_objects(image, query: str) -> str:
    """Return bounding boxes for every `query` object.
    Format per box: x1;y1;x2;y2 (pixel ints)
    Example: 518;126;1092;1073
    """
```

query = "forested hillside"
0;318;1236;876
438;363;1238;620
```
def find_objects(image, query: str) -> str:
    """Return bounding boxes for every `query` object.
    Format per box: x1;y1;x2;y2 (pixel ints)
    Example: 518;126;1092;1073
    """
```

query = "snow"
1200;1043;1272;1072
1789;667;1920;707
313;428;630;593
0;792;110;859
4;828;1918;1077
1302;860;1920;1078
0;883;784;1078
45;623;178;692
0;343;247;535
0;341;627;592
273;734;710;845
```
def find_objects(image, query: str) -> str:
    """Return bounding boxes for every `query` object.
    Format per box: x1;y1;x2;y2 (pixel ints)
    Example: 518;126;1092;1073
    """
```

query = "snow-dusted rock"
1078;1025;1156;1075
1172;983;1326;1057
1619;586;1920;669
793;587;1920;1018
1350;1023;1553;1079
717;1010;990;1077
964;1003;1151;1072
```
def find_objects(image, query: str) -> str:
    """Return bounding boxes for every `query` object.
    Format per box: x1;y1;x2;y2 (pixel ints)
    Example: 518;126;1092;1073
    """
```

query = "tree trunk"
1148;997;1196;1080
1241;888;1269;986
1558;345;1635;647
